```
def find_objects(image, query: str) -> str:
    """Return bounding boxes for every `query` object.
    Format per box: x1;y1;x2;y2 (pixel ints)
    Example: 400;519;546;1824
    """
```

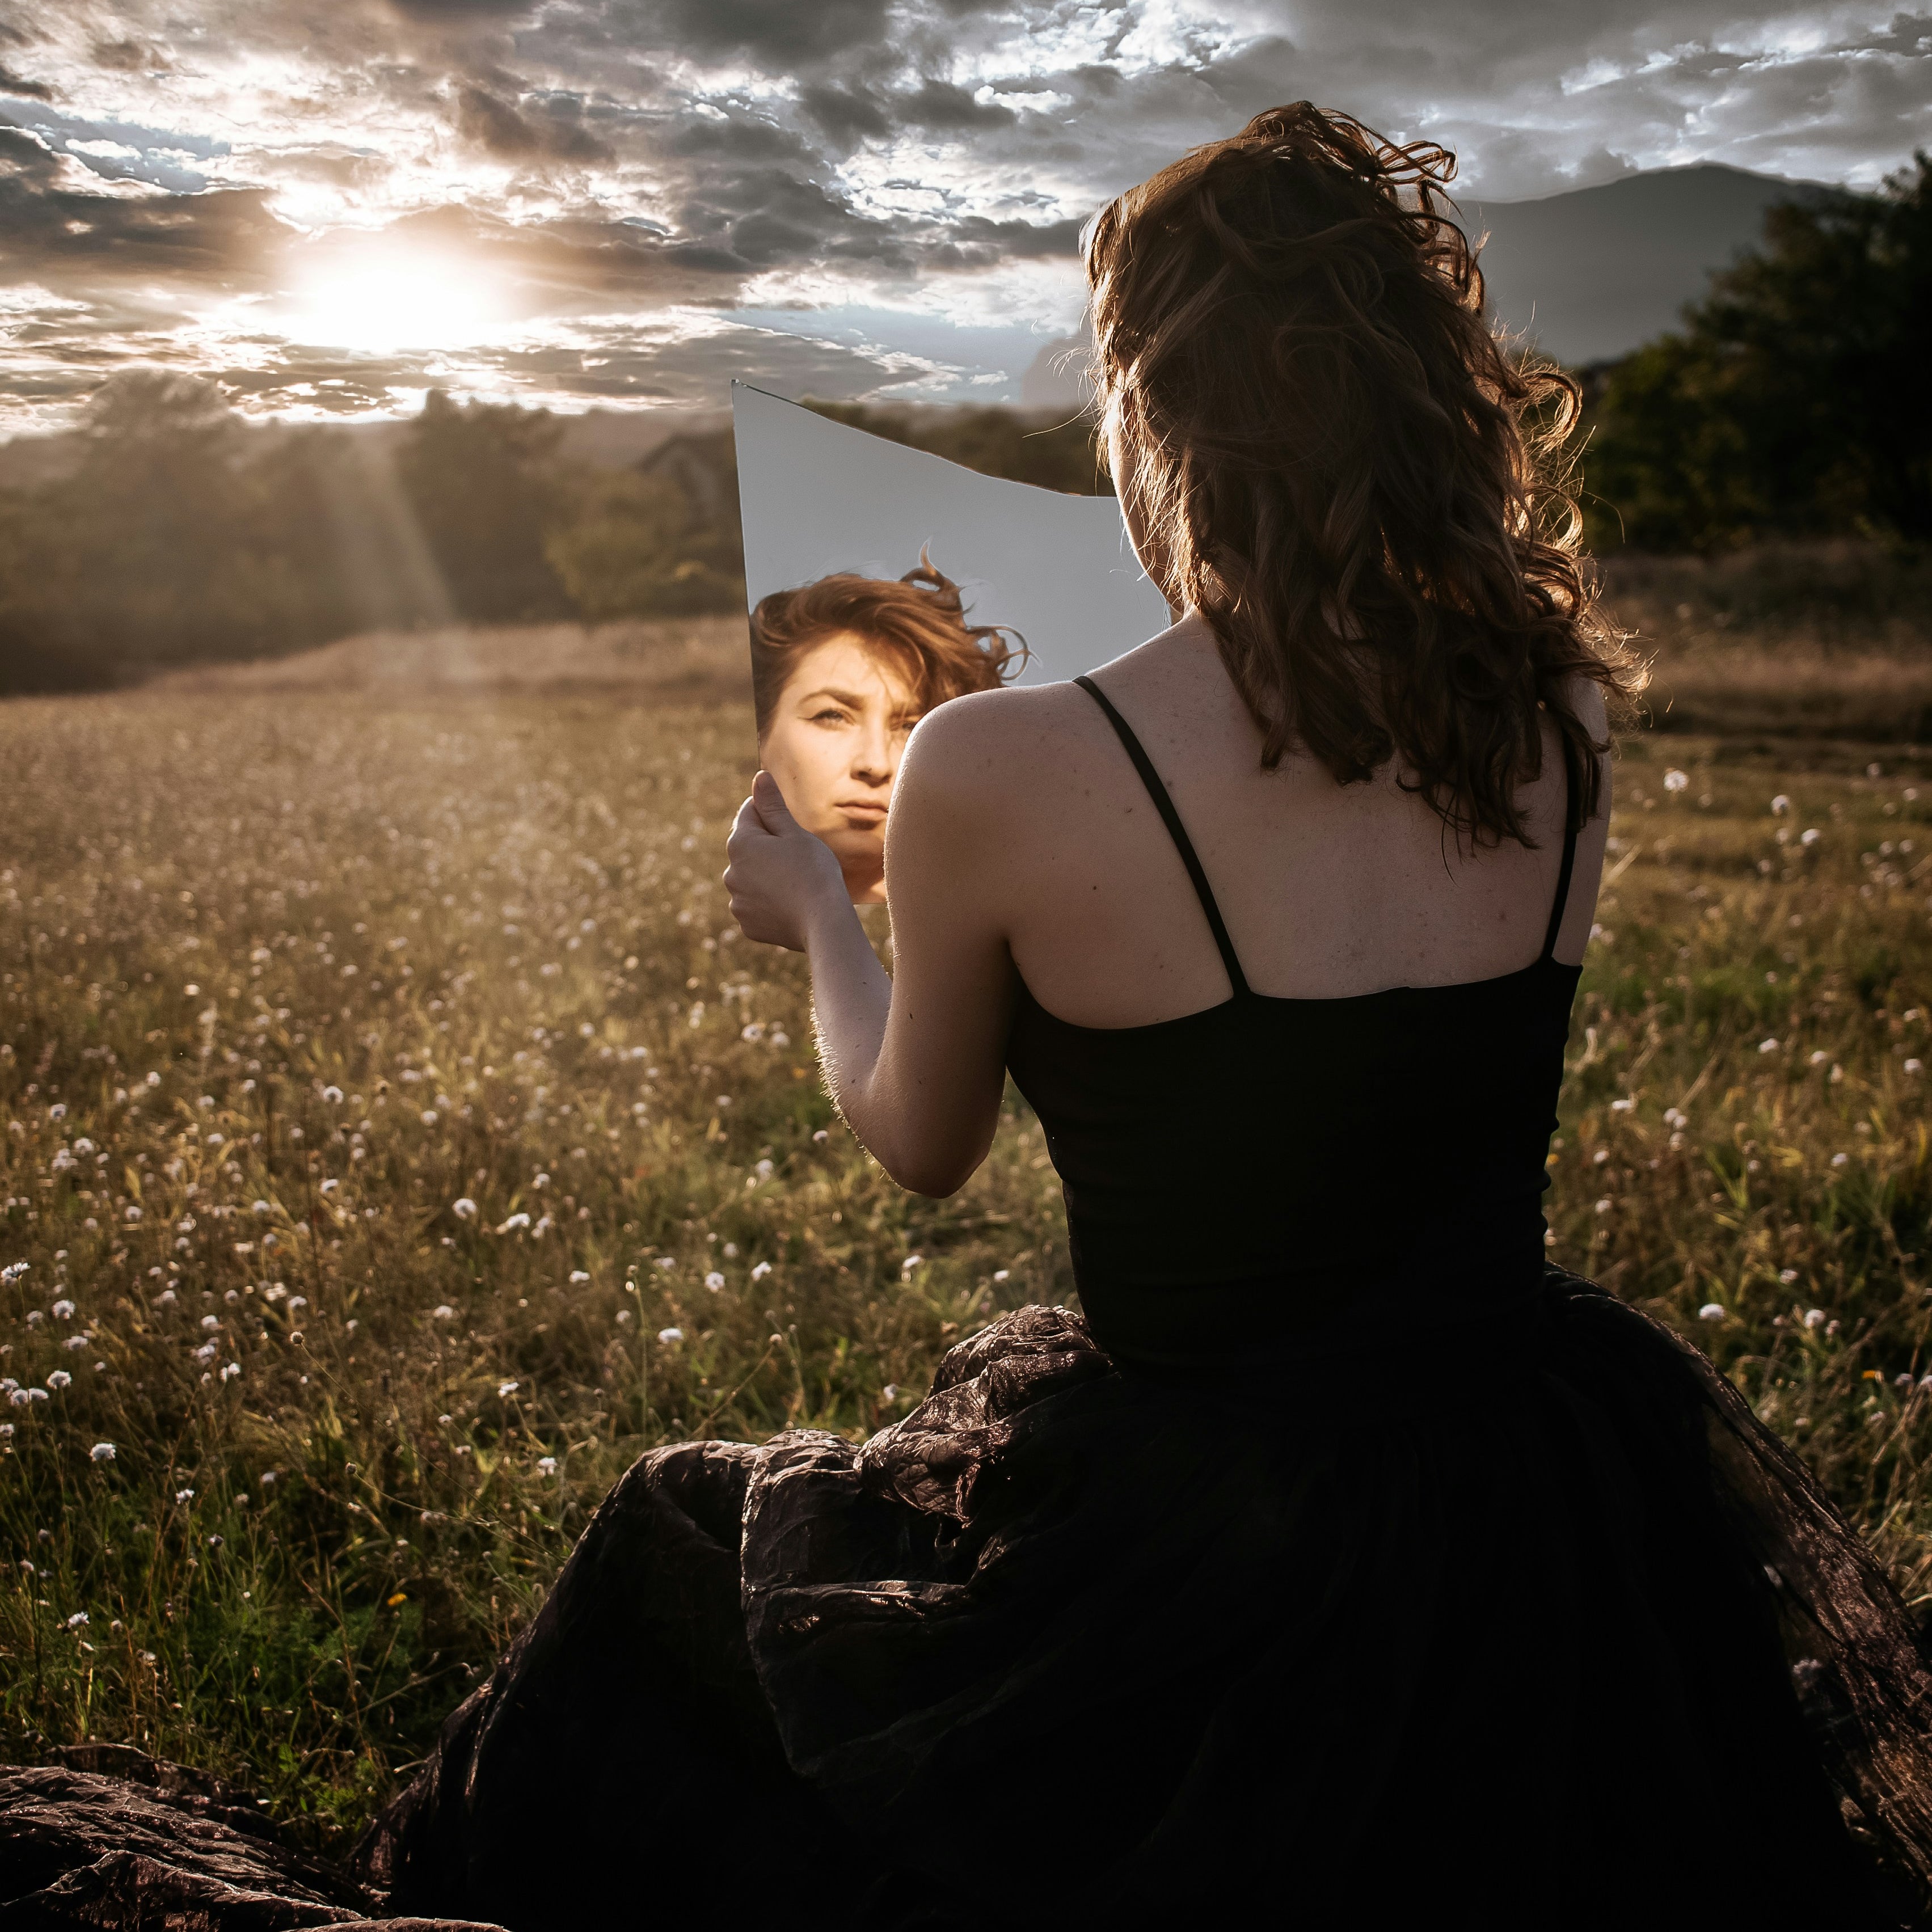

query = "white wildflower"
89;1442;115;1463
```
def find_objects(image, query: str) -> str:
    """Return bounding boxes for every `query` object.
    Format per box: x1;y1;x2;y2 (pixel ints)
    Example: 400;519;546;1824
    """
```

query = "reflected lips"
836;799;888;821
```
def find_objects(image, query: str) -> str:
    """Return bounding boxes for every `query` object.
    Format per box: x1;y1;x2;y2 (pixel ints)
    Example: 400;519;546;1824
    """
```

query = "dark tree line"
0;382;1112;695
1581;154;1931;553
0;382;753;695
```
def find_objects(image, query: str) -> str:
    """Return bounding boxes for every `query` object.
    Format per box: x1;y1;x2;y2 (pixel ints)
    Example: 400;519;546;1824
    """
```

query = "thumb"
751;769;801;834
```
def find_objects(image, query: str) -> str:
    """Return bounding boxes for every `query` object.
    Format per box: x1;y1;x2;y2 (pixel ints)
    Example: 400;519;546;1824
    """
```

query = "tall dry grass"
0;667;1927;1849
1603;542;1932;743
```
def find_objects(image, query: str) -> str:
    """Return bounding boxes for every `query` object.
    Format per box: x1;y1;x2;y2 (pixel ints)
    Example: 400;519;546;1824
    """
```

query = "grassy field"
1;664;1930;1851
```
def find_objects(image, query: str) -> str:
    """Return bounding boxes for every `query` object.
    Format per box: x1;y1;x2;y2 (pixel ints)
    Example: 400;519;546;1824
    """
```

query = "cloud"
635;0;898;64
452;85;615;164
0;125;280;286
386;0;545;19
0;0;1922;433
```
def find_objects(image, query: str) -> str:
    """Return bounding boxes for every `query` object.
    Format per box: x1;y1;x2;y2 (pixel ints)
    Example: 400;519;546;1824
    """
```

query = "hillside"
1470;162;1831;365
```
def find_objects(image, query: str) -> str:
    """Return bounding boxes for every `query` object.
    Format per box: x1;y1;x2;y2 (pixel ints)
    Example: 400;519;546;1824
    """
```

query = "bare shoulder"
896;680;1108;806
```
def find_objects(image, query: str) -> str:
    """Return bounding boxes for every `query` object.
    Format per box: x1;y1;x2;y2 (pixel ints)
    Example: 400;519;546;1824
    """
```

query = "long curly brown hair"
749;554;1023;739
1086;102;1641;847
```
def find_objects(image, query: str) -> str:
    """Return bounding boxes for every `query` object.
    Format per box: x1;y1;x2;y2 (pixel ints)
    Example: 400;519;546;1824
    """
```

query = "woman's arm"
723;701;1018;1196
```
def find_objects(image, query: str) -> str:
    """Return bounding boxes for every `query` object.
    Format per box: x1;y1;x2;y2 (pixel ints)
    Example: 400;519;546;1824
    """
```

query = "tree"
396;390;573;621
1585;154;1932;551
0;372;364;691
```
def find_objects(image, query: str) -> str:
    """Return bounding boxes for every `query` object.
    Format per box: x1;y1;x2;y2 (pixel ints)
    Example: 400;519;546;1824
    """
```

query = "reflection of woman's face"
759;633;920;904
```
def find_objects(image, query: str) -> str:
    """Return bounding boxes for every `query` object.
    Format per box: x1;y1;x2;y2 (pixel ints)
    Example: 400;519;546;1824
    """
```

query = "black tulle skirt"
359;1268;1932;1930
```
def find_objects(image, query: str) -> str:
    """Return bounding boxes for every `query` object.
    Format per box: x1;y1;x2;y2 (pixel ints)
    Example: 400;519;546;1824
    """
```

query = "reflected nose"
850;715;895;787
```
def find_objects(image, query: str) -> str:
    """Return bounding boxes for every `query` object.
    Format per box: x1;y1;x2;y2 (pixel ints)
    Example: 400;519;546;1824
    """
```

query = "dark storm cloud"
799;77;1015;148
0;65;53;100
0;126;279;284
452;84;615;163
646;0;896;64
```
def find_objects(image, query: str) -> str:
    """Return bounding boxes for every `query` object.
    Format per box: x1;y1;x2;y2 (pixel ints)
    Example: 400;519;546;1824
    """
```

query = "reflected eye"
808;707;853;727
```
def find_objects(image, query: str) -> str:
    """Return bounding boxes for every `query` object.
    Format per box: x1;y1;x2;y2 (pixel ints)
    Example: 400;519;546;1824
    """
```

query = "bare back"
961;616;1609;1028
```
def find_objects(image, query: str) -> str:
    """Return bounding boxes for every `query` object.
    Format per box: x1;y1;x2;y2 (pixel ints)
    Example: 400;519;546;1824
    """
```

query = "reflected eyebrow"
795;686;870;708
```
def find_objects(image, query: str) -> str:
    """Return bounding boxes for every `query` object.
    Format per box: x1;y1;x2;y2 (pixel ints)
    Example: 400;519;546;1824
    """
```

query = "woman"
363;107;1932;1929
750;558;1021;902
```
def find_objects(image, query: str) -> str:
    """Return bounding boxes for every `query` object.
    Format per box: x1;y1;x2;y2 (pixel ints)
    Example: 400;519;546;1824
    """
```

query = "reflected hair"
749;553;1025;737
1086;102;1642;847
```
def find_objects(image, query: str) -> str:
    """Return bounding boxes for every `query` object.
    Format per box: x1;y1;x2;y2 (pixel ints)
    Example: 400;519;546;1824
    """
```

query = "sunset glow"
280;256;509;354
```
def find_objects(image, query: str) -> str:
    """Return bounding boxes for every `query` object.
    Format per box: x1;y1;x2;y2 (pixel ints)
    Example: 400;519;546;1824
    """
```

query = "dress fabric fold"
364;1275;1932;1931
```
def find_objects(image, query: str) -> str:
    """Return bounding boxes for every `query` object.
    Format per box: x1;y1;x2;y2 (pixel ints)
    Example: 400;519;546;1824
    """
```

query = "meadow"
0;644;1929;1852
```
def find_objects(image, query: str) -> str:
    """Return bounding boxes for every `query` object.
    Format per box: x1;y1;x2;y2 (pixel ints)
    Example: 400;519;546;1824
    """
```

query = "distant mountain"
1020;162;1835;398
1470;163;1831;366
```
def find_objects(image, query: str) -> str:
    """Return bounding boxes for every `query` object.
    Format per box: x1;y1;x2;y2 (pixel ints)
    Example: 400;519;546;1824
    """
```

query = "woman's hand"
725;770;851;951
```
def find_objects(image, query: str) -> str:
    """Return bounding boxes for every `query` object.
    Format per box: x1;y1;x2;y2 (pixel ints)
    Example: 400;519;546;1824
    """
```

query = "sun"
280;251;508;353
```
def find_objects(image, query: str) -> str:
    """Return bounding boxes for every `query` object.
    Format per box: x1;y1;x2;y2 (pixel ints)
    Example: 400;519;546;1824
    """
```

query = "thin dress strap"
1073;674;1251;999
1539;748;1581;963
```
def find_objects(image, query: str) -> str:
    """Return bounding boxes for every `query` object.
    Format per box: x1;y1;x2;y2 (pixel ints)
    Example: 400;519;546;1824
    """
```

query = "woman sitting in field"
364;105;1932;1930
751;559;1022;904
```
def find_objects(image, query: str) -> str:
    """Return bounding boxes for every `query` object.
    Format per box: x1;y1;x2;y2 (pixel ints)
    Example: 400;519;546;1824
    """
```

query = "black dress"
361;680;1932;1931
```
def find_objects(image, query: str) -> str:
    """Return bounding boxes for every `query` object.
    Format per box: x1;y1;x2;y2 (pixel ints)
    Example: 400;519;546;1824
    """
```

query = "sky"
0;1;1925;435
